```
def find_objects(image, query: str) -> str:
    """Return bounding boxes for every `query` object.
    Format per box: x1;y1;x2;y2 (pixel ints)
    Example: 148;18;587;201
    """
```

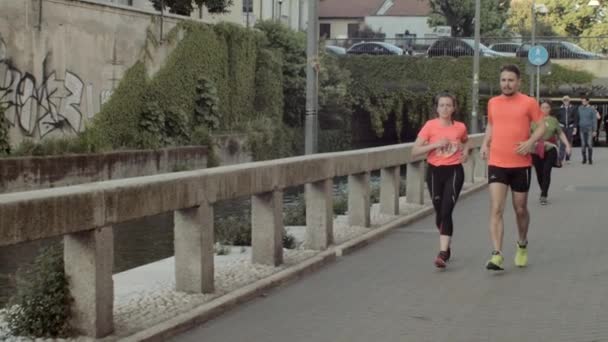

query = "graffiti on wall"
0;41;86;138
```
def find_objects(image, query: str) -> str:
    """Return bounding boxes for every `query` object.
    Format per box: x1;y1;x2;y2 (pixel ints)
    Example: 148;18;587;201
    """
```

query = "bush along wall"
340;56;594;143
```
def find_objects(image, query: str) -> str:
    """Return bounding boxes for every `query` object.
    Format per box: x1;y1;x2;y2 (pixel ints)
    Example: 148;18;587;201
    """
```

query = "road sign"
528;45;549;66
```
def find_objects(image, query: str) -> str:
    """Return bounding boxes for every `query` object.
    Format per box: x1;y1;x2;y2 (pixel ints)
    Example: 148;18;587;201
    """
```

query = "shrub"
6;244;72;338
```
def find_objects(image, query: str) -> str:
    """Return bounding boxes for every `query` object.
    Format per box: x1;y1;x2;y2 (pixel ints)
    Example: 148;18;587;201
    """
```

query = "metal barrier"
325;36;608;59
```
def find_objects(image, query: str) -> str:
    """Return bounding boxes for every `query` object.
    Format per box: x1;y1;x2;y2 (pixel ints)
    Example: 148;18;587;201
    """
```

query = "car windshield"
562;42;587;53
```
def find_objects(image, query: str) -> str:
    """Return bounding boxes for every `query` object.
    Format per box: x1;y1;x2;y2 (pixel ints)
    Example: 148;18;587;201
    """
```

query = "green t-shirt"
531;116;562;150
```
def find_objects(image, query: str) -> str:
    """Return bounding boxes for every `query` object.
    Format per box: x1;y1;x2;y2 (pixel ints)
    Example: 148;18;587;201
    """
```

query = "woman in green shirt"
532;99;572;205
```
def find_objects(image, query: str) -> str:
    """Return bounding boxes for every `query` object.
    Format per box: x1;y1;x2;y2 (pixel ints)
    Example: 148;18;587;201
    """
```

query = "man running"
481;64;546;271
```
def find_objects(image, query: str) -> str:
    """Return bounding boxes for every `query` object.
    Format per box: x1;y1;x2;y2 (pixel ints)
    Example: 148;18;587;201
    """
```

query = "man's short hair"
500;64;521;79
562;95;571;101
583;96;591;101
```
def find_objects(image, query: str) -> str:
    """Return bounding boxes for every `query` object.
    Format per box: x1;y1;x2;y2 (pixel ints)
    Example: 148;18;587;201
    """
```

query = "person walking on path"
574;96;598;165
412;92;469;269
480;64;545;271
532;99;572;205
557;95;577;163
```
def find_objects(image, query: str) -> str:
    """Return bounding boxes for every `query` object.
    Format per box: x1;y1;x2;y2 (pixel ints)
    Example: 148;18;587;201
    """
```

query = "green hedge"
340;56;594;138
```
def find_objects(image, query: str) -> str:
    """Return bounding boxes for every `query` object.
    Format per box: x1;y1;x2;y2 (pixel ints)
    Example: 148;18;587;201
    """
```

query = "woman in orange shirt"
412;93;470;268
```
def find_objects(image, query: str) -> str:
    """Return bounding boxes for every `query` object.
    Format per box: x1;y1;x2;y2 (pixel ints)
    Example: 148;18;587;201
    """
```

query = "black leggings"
426;164;464;237
532;148;557;197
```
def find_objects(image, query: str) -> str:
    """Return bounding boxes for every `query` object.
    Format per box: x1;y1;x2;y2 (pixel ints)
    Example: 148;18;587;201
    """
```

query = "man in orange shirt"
481;64;545;271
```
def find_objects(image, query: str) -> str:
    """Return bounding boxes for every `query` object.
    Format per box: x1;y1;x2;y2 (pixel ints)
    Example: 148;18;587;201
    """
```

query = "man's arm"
480;122;492;160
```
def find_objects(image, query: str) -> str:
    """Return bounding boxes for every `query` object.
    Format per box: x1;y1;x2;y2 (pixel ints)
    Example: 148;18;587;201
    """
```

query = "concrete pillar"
380;166;400;215
348;172;371;227
473;148;487;180
305;179;333;250
64;226;114;338
252;191;284;266
463;149;476;184
174;202;214;294
406;161;426;205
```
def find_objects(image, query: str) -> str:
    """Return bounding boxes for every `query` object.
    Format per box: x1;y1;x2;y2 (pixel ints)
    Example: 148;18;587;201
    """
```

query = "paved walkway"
173;149;608;342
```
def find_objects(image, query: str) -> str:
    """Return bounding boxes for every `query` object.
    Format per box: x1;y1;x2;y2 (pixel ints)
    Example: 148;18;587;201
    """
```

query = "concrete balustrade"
348;172;371;227
63;226;114;337
380;166;400;215
174;203;215;294
406;161;426;205
305;180;334;250
0;134;486;338
252;191;284;266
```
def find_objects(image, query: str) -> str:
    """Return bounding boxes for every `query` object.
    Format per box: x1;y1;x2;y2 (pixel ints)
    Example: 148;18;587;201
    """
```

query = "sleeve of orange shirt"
460;123;469;142
528;98;543;123
417;121;431;142
487;100;494;125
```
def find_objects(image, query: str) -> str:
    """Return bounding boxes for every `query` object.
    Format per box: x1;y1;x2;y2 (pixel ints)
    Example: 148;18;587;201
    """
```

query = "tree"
427;0;511;37
506;0;555;37
581;22;608;53
150;0;234;16
506;0;605;38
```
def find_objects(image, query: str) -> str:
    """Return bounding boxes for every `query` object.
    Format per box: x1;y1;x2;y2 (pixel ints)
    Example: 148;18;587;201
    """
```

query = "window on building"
243;0;253;13
320;23;331;39
347;23;360;38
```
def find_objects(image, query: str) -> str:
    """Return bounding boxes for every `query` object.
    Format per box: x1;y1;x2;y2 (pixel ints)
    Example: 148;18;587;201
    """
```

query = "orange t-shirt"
417;118;468;166
487;93;543;168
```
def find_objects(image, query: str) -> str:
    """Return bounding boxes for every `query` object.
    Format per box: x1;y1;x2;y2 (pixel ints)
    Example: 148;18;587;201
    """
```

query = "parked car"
427;38;508;58
346;42;404;56
489;42;520;57
516;41;602;59
325;45;346;56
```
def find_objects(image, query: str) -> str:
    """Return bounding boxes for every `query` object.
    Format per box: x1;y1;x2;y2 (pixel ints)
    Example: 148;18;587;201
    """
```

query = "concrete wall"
0;0;195;146
212;133;252;166
552;59;608;87
364;16;433;39
0;146;208;194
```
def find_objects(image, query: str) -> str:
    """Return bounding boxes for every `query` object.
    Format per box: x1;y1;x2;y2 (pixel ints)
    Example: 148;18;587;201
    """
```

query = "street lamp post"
278;0;283;22
471;0;481;133
530;0;536;97
305;0;319;154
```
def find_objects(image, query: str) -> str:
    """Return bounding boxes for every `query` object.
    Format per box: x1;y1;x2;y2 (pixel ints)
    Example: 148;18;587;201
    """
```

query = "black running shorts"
487;165;532;193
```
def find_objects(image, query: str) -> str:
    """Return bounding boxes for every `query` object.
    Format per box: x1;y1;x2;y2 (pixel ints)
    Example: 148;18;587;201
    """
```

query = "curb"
118;181;487;342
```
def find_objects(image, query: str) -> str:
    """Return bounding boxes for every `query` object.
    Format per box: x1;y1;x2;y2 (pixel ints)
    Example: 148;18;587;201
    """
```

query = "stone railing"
0;134;486;338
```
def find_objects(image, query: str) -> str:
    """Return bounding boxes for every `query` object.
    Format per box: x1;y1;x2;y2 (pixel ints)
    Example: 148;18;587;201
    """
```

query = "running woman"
412;92;470;268
481;64;545;271
532;99;572;205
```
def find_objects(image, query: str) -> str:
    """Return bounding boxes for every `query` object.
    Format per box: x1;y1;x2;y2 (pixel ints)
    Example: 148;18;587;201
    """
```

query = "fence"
325;36;608;59
0;134;486;337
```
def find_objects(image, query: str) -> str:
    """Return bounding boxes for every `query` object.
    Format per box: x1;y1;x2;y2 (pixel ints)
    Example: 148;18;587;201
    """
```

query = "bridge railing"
0;134;486;337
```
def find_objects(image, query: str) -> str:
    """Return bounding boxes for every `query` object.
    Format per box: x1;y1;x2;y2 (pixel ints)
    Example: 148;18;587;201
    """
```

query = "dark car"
346;42;404;56
427;38;507;58
516;41;601;59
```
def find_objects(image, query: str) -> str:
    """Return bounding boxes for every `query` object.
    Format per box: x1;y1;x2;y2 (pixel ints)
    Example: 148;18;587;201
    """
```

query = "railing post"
305;179;334;250
473;148;487;180
463;148;476;185
348;172;371;227
406;161;426;205
64;226;114;338
174;202;214;294
252;190;284;266
380;166;400;215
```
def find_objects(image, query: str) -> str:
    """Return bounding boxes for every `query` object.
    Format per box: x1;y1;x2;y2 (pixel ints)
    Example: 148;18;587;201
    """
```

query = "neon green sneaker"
486;251;504;271
514;242;528;267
